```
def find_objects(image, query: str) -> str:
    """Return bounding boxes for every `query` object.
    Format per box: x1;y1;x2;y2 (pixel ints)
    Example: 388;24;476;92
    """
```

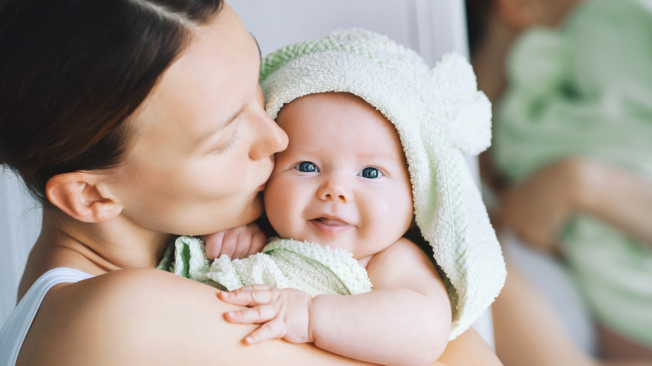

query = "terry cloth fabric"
157;236;373;297
494;0;652;347
259;29;506;340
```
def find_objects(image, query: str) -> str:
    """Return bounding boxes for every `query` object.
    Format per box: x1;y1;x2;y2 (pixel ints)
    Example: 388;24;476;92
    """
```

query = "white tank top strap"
0;267;94;366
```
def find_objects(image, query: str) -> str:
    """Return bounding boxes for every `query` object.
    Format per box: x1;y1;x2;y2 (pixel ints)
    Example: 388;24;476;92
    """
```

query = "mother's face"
113;4;288;235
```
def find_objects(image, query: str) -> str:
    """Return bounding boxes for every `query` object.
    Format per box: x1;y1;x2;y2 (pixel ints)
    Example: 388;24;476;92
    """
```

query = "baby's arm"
310;238;452;366
220;238;452;366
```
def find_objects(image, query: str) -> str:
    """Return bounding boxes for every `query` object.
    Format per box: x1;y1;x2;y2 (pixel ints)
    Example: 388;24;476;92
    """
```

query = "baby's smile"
309;215;355;236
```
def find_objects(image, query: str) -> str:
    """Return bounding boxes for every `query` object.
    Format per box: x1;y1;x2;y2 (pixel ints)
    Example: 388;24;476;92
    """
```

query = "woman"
0;1;500;365
466;0;652;364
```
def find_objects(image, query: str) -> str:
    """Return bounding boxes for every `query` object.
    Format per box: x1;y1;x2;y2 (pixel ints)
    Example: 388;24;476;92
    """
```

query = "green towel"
157;236;372;297
259;29;505;340
494;0;652;346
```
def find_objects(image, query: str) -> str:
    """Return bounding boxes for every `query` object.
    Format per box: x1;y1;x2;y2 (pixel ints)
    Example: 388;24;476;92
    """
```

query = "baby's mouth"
316;217;349;226
309;217;354;235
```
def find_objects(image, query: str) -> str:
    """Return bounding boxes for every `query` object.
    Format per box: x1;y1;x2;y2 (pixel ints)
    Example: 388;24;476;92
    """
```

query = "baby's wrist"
306;294;329;345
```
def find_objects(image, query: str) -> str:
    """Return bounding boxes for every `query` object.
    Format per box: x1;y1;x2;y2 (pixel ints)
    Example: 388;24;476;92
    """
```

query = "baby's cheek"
364;190;413;243
265;203;295;239
263;178;302;238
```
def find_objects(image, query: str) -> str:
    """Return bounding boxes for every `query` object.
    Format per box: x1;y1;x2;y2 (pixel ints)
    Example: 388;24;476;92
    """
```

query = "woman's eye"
297;161;319;173
361;167;381;179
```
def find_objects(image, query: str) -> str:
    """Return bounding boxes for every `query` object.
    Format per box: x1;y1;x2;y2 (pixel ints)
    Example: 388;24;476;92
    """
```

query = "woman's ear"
495;0;543;30
46;172;123;223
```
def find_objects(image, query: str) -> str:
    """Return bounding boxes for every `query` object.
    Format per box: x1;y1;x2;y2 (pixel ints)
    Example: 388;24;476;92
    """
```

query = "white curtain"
0;168;42;326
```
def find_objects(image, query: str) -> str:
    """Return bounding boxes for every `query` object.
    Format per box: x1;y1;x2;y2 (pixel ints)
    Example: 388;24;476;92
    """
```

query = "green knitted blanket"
157;236;372;297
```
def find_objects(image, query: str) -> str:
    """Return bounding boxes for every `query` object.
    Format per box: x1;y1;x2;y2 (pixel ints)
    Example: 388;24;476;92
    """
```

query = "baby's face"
264;93;413;259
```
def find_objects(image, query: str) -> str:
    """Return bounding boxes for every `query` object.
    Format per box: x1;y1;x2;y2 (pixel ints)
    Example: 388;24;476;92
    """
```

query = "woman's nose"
317;176;350;203
249;111;289;161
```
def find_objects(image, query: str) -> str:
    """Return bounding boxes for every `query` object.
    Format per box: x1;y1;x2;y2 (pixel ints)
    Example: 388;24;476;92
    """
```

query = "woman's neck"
28;208;173;276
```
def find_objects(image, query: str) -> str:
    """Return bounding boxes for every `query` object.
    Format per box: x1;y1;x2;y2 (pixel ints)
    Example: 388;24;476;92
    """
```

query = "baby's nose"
324;192;347;203
318;179;349;203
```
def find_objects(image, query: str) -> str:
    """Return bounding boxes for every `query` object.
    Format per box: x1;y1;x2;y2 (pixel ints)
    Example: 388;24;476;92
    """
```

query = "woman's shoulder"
22;268;366;366
20;269;251;365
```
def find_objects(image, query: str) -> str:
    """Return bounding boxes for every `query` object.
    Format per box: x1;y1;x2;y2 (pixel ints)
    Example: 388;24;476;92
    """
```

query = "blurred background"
467;0;652;365
2;0;652;365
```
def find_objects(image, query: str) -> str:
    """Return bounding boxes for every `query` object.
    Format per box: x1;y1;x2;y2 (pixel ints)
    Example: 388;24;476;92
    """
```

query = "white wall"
230;0;469;65
0;168;41;326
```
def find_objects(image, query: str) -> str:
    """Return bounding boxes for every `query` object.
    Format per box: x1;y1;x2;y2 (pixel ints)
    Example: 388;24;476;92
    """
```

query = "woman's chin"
216;192;265;231
168;193;264;236
247;192;265;220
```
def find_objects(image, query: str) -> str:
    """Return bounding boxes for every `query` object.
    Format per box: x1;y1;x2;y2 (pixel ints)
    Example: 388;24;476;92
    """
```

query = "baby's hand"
218;285;313;345
201;223;266;260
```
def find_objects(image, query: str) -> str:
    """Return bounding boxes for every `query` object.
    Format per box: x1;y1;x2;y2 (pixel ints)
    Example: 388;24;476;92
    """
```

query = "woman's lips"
309;217;354;235
256;182;266;192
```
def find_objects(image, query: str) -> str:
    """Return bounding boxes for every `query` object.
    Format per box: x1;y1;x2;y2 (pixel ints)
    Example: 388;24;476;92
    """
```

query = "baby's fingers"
203;231;226;260
244;318;286;345
224;304;277;324
246;228;267;258
218;285;275;306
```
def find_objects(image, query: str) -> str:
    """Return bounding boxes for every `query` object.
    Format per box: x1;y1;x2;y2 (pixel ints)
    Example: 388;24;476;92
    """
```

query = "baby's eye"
297;161;319;173
360;167;381;179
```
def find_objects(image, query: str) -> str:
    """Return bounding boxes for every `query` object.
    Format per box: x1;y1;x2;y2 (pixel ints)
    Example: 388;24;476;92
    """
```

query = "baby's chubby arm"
219;238;452;366
309;238;452;366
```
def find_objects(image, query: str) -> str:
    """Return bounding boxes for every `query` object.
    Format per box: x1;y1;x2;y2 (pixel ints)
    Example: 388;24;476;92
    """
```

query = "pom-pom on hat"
260;29;506;340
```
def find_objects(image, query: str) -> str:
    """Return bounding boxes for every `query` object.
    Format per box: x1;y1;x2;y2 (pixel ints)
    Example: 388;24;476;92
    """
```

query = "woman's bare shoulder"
21;268;367;366
438;328;503;366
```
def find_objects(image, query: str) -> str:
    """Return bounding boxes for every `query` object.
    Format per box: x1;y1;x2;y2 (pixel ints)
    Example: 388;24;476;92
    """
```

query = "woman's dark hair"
465;0;492;56
0;0;223;204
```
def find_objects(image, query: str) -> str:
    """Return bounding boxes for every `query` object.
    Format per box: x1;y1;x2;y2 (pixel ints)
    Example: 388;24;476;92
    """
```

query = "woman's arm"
438;328;503;366
577;159;652;247
499;158;652;252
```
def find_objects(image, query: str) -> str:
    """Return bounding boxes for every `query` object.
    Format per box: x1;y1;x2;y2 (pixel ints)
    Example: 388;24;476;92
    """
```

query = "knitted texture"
259;29;506;340
158;236;373;297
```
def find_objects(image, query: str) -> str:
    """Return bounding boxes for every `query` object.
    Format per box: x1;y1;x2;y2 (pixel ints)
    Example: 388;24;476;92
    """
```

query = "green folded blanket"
157;236;372;297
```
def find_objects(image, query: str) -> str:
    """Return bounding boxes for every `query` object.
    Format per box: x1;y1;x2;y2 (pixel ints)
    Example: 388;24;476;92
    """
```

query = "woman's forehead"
129;5;260;151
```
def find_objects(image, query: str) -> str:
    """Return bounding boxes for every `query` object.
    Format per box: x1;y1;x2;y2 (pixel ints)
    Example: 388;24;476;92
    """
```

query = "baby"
159;29;506;366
